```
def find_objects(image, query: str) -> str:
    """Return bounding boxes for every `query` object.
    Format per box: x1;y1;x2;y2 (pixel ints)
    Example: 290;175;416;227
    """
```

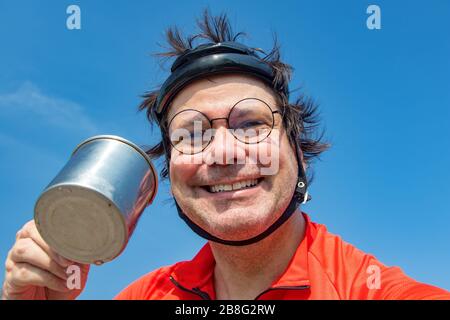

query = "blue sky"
0;0;449;299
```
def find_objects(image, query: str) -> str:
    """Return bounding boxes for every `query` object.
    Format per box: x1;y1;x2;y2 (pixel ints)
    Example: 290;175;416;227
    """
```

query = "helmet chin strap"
172;140;310;246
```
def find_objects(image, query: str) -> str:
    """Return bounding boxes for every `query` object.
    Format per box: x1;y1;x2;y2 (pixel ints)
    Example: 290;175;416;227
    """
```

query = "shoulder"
308;220;378;272
306;220;383;298
114;262;182;300
307;218;450;299
114;243;214;300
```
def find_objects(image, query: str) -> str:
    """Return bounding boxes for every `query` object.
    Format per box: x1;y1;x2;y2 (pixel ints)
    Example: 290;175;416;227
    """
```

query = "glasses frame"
167;97;281;155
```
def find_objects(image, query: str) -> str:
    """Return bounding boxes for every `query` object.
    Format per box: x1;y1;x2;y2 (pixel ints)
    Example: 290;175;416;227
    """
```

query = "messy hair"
138;9;330;183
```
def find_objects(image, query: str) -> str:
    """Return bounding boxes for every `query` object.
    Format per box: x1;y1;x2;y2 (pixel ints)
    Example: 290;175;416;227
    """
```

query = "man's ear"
298;148;307;170
294;141;308;172
302;159;308;172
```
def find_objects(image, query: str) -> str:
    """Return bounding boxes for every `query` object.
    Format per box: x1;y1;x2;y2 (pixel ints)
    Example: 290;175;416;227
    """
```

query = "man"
2;11;450;300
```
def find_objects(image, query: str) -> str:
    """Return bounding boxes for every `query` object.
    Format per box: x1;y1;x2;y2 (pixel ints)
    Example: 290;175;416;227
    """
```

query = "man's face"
166;74;299;241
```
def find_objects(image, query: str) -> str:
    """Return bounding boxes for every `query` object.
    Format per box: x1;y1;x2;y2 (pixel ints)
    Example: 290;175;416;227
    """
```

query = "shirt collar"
170;212;314;292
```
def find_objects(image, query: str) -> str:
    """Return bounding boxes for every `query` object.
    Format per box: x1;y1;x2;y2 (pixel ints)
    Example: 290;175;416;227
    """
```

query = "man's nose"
203;126;241;166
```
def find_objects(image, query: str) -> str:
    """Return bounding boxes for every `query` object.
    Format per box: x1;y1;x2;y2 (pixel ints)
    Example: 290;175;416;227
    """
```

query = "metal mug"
34;135;158;265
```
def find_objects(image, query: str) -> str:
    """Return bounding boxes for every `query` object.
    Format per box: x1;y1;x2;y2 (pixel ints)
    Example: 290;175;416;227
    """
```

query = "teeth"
209;179;259;193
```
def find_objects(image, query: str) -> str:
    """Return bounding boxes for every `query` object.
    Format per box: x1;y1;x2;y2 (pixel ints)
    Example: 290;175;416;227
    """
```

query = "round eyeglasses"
167;98;281;155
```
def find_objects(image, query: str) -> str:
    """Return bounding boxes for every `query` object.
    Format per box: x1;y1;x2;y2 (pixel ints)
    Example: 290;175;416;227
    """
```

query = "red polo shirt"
114;213;450;300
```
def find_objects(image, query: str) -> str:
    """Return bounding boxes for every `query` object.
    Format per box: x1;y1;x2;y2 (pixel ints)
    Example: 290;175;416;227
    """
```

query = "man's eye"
238;120;265;129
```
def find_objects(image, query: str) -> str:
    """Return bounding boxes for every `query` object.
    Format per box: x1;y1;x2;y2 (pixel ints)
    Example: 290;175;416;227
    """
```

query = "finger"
5;255;14;274
8;262;71;293
27;223;91;271
18;221;73;267
10;238;68;280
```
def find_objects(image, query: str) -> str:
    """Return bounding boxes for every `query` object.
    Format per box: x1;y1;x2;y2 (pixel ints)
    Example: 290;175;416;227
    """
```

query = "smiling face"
166;74;299;241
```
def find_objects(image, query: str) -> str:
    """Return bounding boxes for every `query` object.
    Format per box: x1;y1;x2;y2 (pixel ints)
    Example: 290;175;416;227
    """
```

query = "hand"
2;220;90;300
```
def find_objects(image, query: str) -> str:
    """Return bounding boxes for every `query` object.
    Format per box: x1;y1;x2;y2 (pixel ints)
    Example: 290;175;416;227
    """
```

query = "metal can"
34;135;158;265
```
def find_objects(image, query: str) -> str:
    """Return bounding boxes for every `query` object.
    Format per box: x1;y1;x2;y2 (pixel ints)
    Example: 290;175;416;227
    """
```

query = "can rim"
34;182;129;264
72;135;158;206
